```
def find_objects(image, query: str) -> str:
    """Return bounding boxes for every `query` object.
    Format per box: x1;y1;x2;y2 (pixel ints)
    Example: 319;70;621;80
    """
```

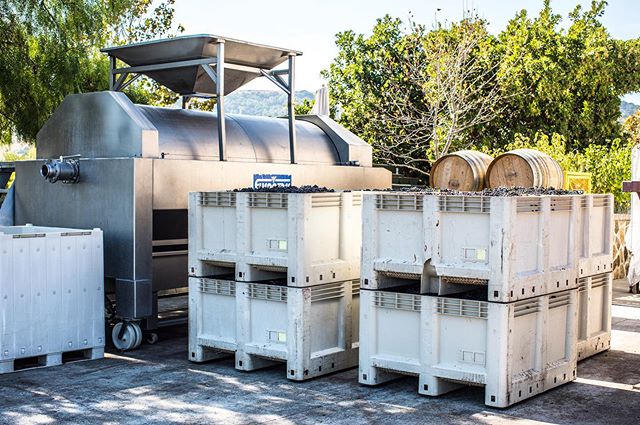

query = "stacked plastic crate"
358;191;613;407
188;190;361;380
575;195;614;360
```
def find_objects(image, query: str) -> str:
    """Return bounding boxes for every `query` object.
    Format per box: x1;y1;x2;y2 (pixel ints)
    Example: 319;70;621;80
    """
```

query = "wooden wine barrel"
429;150;494;191
486;149;564;189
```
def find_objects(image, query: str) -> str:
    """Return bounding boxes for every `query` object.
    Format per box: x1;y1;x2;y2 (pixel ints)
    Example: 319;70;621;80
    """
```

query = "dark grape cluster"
234;185;335;193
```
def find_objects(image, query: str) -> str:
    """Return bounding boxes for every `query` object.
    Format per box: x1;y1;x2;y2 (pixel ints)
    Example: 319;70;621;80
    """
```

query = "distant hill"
224;90;314;117
225;91;640;123
621;100;640;120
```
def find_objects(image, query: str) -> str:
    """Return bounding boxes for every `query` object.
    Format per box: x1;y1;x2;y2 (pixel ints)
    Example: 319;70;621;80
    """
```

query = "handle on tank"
41;155;80;184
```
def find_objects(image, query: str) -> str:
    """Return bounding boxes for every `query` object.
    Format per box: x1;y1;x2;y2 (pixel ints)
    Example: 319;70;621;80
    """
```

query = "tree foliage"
368;17;515;174
0;0;181;143
483;0;640;150
324;1;640;173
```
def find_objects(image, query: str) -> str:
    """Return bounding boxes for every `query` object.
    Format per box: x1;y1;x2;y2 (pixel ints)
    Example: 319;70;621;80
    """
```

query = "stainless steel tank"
13;35;391;348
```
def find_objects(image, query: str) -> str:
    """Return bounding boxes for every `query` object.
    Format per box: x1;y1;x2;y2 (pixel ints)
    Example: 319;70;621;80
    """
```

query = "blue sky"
173;0;640;103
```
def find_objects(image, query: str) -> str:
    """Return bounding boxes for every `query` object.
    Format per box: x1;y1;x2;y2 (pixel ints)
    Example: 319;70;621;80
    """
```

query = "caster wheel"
112;322;142;351
145;332;159;345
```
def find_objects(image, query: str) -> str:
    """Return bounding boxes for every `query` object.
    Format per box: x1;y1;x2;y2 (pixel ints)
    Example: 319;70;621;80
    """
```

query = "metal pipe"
41;157;80;184
113;57;216;75
216;41;226;161
287;54;297;164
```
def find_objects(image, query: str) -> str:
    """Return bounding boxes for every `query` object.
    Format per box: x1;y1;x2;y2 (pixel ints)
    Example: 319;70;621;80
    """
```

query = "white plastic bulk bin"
359;289;578;408
577;272;612;360
189;277;360;380
188;277;239;363
0;225;104;373
575;194;614;277
189;191;362;287
362;192;583;302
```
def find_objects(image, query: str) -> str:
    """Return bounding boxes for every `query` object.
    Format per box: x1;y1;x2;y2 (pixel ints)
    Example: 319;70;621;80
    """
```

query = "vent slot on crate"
438;196;490;213
249;193;288;208
198;278;236;296
550;197;573;212
311;194;342;208
311;282;345;302
592;195;611;208
578;277;587;292
352;280;361;296
12;233;46;239
514;299;540;317
198;192;236;207
248;283;288;302
591;274;609;289
436;298;488;318
375;194;423;211
517;197;541;213
549;292;571;309
374;291;421;311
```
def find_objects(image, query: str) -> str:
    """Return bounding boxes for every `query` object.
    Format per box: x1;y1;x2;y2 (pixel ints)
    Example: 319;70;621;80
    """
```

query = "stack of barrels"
429;149;564;191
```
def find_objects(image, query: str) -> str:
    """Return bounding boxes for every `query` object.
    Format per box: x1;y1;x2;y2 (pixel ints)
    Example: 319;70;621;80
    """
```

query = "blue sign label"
253;174;292;189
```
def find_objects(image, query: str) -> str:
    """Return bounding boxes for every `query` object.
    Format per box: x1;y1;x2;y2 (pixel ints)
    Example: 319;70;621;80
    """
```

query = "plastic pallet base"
235;347;359;381
191;258;359;288
190;343;359;381
577;332;611;361
0;346;104;374
189;342;234;363
360;361;576;408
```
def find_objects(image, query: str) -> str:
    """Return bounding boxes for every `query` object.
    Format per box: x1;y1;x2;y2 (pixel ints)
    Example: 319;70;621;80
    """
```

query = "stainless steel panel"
297;115;373;167
101;34;301;96
151;159;392;209
137;106;339;163
133;159;153;282
36;91;159;160
14;158;153;282
116;278;153;319
36;92;345;164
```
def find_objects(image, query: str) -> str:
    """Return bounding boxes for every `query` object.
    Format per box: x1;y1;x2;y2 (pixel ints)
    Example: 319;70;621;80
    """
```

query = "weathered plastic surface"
359;289;578;408
189;191;362;287
0;225;104;373
361;192;613;302
189;277;359;381
575;195;615;278
188;277;239;358
577;272;612;361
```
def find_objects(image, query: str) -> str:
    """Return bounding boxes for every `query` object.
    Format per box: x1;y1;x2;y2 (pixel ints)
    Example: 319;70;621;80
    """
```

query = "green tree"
484;0;640;150
0;0;181;143
322;16;412;170
295;98;314;115
322;16;512;176
324;1;640;168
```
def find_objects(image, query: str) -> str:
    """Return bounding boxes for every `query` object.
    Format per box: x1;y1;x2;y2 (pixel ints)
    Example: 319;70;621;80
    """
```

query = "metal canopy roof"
102;34;302;96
